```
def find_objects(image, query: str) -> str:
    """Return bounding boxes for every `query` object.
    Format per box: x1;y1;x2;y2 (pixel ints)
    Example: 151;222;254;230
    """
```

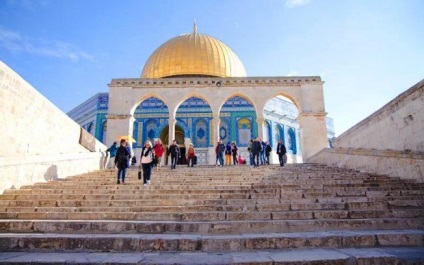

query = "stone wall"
309;80;424;182
0;61;106;193
332;80;424;152
310;148;424;183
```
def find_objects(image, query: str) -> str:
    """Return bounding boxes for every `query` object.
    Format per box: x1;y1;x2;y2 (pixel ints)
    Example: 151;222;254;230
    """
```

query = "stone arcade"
69;25;335;164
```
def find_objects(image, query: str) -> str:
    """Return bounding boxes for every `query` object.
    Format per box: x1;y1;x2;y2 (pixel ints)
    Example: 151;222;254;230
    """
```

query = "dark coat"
276;143;287;155
169;144;180;157
115;146;130;169
251;141;262;154
265;145;272;156
217;143;225;153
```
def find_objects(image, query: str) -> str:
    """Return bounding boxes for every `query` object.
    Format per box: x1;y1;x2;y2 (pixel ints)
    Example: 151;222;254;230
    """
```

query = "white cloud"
285;0;311;8
0;27;93;62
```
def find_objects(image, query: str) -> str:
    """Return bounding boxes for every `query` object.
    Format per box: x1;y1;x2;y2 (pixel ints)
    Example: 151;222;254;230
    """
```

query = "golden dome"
141;26;247;78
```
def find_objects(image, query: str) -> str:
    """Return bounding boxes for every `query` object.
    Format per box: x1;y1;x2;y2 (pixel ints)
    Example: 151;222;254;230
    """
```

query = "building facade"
68;26;335;164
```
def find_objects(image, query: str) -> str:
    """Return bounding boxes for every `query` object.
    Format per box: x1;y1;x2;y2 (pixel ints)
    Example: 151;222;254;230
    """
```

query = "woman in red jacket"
153;139;165;171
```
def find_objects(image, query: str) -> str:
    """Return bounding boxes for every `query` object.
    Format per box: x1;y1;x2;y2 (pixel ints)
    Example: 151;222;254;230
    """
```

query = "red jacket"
154;143;165;157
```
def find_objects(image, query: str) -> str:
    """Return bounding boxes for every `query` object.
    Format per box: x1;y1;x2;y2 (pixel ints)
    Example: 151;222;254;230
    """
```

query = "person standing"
140;140;154;186
105;142;118;169
169;140;180;170
217;140;225;167
276;139;287;167
114;139;130;184
125;142;134;167
265;141;272;165
251;137;262;168
248;140;254;166
225;142;232;165
214;141;220;166
260;138;266;165
231;142;238;165
186;144;196;167
153;139;165;171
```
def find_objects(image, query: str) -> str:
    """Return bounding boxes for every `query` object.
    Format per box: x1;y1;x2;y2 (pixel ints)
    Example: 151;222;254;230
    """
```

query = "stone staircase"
0;164;423;264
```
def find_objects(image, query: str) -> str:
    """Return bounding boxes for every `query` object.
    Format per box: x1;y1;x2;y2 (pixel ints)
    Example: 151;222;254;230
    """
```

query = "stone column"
106;114;134;146
168;115;176;144
256;117;264;139
298;112;328;160
211;116;221;144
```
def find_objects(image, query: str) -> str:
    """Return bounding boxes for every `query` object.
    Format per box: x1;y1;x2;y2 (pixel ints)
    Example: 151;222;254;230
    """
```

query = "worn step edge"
0;247;423;264
1;218;424;234
0;230;423;252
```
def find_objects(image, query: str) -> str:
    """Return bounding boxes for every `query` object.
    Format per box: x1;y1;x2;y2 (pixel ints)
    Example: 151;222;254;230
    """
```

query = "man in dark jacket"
265;141;272;165
251;137;262;168
276;139;287;167
169;140;180;170
216;140;225;167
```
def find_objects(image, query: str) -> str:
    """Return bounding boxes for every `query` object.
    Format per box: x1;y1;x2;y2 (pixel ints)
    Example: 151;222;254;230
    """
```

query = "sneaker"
143;183;147;186
147;180;150;184
117;180;120;184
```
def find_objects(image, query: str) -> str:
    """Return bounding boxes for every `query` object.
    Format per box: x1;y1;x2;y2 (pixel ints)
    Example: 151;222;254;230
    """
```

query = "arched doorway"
160;124;185;165
263;95;300;164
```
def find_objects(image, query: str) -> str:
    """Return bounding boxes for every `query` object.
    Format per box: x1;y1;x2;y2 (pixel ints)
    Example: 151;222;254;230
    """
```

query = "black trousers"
142;163;152;184
278;153;285;166
233;154;238;165
171;154;178;169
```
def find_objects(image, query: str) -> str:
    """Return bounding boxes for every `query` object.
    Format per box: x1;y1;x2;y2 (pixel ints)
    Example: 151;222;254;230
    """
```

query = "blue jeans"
117;168;127;182
260;151;266;164
171;155;178;169
253;153;260;167
249;153;253;165
142;163;152;184
218;152;224;166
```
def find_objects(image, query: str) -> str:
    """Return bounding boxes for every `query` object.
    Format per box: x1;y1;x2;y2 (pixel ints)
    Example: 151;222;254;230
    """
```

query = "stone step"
0;197;421;210
0;230;422;253
1;209;423;221
3;200;422;213
1;218;423;235
1;247;423;264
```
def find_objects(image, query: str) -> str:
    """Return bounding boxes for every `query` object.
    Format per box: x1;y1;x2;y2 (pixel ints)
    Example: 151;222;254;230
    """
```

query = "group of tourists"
106;137;286;185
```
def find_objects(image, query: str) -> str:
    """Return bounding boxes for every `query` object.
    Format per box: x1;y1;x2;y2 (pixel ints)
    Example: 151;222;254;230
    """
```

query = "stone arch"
218;93;258;114
130;93;170;116
262;92;302;114
172;93;214;118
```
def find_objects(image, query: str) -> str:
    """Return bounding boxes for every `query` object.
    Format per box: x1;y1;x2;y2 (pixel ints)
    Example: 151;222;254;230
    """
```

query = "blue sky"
1;0;423;136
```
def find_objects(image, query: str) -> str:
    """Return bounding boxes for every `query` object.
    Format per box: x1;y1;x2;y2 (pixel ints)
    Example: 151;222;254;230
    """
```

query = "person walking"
276;139;287;167
217;140;225;167
265;141;272;165
231;142;238;165
251;137;262;168
153;139;165;171
140;140;154;186
114;139;131;184
186;144;196;167
105;142;118;169
169;140;180;170
225;142;232;165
